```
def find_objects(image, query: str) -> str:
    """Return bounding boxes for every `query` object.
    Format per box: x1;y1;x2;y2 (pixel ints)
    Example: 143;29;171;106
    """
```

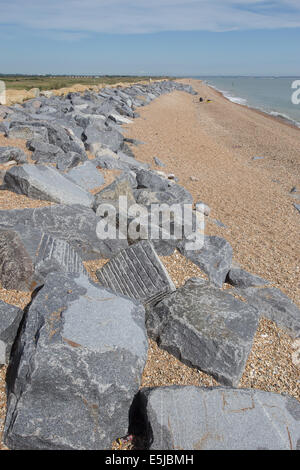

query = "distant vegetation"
0;75;173;91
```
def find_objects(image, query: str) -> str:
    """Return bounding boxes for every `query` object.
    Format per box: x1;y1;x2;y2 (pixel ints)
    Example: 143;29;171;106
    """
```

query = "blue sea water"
196;76;300;128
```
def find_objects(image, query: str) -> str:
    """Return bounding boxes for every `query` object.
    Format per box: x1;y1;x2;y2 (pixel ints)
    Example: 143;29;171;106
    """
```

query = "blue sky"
0;0;300;75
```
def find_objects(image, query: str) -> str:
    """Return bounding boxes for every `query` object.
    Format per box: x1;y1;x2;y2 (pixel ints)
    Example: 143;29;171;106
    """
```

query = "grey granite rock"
4;164;94;208
56;151;83;171
93;175;136;212
7;124;48;141
0;225;85;291
136;169;169;191
66;161;105;191
178;235;232;287
226;267;269;288
0;204;108;260
0;300;23;364
234;286;300;338
294;203;300;214
26;140;65;163
131;386;300;450
4;273;148;450
146;277;259;386
96;240;176;305
0;147;27;164
85;128;123;153
135;183;193;207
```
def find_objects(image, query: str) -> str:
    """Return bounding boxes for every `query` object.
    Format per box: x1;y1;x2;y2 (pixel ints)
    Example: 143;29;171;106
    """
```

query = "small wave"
206;82;300;129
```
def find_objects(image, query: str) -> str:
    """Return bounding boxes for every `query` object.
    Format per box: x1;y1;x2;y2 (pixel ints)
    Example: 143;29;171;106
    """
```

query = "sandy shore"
0;79;299;449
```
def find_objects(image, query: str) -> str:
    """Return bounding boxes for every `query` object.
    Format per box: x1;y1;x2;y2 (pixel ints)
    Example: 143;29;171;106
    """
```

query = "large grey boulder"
146;277;260;386
26;140;65;163
226;267;269;288
136;169;169;191
56;151;84;171
96;240;176;305
84;128;123;153
131;386;300;450
0;147;27;164
4;273;148;450
0;300;23;365
0;204;110;260
7;124;48;141
234;286;300;338
4;164;94;208
66;161;105;191
178;235;233;287
93;175;136;212
135;183;193;207
0;225;85;291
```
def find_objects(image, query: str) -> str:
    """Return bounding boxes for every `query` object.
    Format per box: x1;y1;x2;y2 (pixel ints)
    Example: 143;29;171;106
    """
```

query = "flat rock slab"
4;164;94;208
0;300;23;364
178;235;233;287
66;161;105;191
96;240;176;305
0;225;85;291
131;386;300;450
234;286;300;338
146;278;260;386
0;204;110;260
4;273;148;450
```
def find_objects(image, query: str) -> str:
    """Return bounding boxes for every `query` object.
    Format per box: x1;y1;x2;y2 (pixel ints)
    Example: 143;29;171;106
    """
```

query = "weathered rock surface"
26;140;65;163
136;169;169;191
178;235;233;287
93;175;136;212
96;240;176;305
234;286;300;338
4;164;94;208
0;204;108;260
226;267;269;288
4;273;148;450
0;225;85;291
0;147;27;164
56;151;83;171
66;161;105;191
146;277;260;386
130;386;300;450
0;300;23;364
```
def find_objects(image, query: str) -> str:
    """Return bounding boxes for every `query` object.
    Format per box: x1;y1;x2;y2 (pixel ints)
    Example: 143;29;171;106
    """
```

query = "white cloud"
1;0;300;35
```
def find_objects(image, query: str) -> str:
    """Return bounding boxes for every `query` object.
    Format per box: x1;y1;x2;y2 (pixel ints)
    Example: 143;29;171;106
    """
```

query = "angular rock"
0;147;27;164
56;151;83;171
4;273;148;450
85;128;123;153
135;183;193;207
26;140;65;163
178;235;232;287
96;240;176;305
93;175;136;212
0;225;85;291
7;124;48;141
66;161;105;191
136;169;169;191
294;203;300;214
4;164;94;208
0;301;23;365
130;386;300;450
226;267;269;288
0;204;107;260
146;277;259;386
234;286;300;338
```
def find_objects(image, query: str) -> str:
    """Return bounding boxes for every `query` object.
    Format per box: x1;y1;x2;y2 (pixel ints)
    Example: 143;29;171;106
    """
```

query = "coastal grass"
0;75;173;91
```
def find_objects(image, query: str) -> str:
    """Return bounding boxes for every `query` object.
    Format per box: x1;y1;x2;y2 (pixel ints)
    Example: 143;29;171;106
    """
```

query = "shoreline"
203;81;300;131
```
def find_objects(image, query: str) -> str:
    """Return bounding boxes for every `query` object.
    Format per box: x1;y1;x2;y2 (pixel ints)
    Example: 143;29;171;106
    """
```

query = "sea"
196;76;300;128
